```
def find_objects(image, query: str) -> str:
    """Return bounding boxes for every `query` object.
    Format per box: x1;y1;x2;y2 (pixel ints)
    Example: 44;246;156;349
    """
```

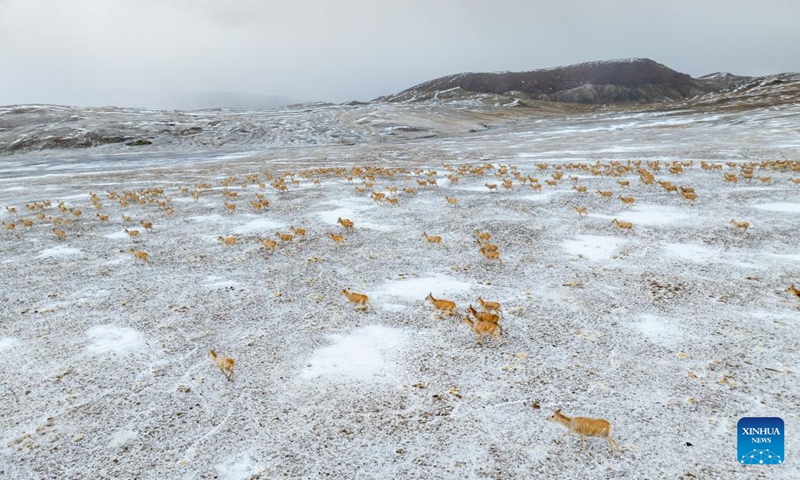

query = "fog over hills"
161;91;298;111
0;59;798;156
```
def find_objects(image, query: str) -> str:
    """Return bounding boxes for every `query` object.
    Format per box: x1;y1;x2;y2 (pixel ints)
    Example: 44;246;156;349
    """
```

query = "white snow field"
1;98;800;479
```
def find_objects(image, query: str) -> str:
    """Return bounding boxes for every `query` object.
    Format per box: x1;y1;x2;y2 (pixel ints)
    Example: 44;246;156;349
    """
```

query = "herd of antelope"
3;158;799;455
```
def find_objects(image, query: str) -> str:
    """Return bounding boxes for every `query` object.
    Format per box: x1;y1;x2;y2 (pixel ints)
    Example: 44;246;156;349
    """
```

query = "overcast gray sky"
1;0;798;108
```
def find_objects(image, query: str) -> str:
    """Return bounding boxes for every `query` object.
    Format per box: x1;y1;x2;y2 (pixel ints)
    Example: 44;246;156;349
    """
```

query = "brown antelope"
329;233;345;244
597;190;613;198
3;222;16;231
460;315;504;345
218;236;238;246
468;305;500;325
259;238;278;251
611;219;634;234
502;179;513;190
426;293;458;319
96;214;109;222
386;197;400;206
122;214;132;222
276;231;294;242
545;179;558;187
140;220;153;232
530;182;542;192
481;249;502;262
786;285;800;299
477;296;502;315
337;217;354;229
124;229;140;239
573;186;587;195
209;349;235;381
52;227;66;239
224;202;236;212
342;288;373;311
618;196;635;208
791;178;800;186
129;248;149;262
475;230;491;243
445;196;458;206
422;232;443;244
758;176;772;184
5;207;16;215
485;183;499;192
20;219;33;228
547;409;619;454
290;226;306;237
681;191;697;203
617;180;630;187
679;186;695;194
729;219;749;233
573;206;588;218
478;243;499;253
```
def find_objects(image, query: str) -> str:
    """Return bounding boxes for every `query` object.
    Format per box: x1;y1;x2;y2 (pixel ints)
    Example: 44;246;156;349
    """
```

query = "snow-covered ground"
1;102;799;479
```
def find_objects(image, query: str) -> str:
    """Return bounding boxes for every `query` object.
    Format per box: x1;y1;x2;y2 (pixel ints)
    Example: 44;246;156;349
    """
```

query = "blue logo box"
738;417;784;465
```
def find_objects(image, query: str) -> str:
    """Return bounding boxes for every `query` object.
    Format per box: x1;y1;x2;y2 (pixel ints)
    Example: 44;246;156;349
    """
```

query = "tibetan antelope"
140;220;153;233
124;229;139;239
342;288;374;311
467;305;500;325
475;230;491;243
477;297;502;315
337;217;354;229
129;249;149;262
611;219;634;234
290;226;306;237
573;206;588;218
52;228;66;239
276;231;294;242
445;196;458;206
729;219;749;233
259;238;278;251
547;410;619;454
209;349;235;381
329;233;345;244
597;190;613;198
485;183;499;192
218;236;238;246
786;285;800;299
572;186;587;195
460;316;504;345
422;233;443;244
618;196;635;208
426;293;458;319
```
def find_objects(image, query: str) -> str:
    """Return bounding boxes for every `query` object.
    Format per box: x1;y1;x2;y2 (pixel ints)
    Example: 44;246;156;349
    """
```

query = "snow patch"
214;455;263;480
373;273;472;301
632;315;684;346
300;325;406;381
104;230;131;239
562;235;626;261
751;203;800;213
108;429;138;448
38;246;82;258
202;276;240;288
0;337;22;351
231;217;283;234
86;326;143;355
592;205;694;225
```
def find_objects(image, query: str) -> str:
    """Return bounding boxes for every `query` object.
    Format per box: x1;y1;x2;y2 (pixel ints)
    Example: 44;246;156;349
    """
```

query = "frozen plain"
1;85;800;479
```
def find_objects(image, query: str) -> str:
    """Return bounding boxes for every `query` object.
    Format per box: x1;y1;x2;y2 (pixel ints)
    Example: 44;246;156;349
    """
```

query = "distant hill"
162;91;297;111
377;58;753;105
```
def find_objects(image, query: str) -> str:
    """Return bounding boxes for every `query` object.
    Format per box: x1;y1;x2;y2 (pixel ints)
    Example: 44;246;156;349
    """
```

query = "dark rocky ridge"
378;58;752;104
